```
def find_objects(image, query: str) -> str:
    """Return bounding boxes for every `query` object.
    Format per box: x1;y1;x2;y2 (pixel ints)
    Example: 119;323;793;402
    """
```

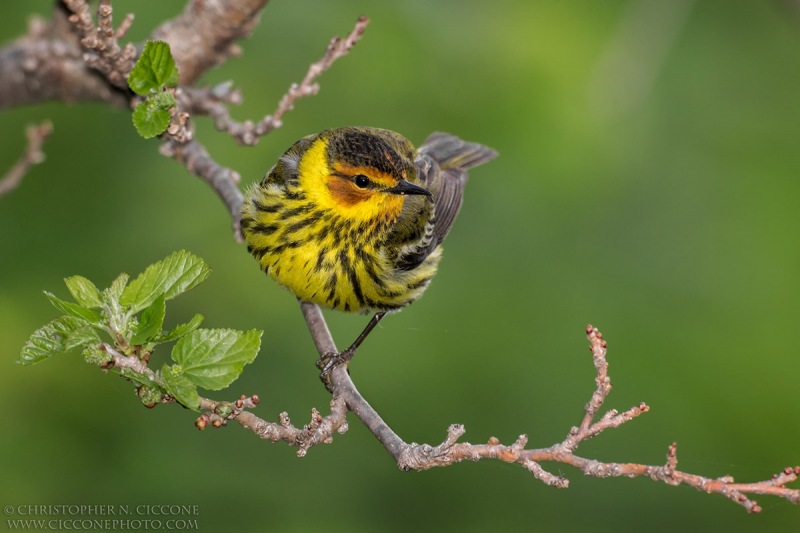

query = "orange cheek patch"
327;176;372;208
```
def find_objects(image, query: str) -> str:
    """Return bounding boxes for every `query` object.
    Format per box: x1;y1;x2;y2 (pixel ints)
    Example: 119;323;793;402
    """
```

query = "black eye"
354;174;370;188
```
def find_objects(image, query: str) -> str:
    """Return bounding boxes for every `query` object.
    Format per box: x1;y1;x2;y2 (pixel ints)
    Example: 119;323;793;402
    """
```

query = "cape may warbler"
241;127;496;360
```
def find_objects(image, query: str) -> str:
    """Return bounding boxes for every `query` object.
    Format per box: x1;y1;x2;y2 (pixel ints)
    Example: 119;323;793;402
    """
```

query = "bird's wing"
416;132;498;247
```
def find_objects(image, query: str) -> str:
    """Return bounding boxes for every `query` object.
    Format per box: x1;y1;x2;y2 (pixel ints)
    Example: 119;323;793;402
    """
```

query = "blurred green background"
2;0;799;531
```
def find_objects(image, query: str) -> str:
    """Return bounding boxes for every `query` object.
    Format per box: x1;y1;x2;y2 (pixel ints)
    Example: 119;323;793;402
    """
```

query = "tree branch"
0;1;366;239
103;343;348;457
0;4;128;108
299;301;407;460
4;0;797;515
89;302;800;512
296;312;800;512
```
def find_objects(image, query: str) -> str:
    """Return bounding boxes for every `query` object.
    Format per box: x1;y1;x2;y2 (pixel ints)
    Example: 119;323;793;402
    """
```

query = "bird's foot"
317;348;355;391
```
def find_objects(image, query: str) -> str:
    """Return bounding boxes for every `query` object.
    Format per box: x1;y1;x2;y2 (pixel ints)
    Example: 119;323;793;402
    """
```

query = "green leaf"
66;324;102;350
120;251;210;313
153;313;204;343
128;40;179;95
19;316;89;365
104;273;129;306
115;366;159;389
44;291;103;323
170;329;261;390
64;276;103;308
151;90;177;109
131;295;166;345
128;41;179;139
131;94;175;139
161;364;200;410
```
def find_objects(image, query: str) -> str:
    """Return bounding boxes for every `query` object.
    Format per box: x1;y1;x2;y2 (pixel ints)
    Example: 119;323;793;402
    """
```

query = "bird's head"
293;127;431;224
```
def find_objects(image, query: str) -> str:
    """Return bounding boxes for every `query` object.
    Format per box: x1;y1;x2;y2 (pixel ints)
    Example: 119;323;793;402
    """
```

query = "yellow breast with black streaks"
240;128;440;313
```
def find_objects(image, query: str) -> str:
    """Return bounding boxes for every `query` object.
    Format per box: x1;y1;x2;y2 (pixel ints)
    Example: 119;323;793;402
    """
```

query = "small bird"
241;127;497;365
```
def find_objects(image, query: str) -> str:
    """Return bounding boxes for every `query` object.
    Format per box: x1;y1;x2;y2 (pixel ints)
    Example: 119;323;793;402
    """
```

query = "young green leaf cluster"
19;251;262;411
128;40;179;139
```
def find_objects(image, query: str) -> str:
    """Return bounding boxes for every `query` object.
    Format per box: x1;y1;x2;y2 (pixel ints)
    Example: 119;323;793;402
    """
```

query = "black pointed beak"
386;179;432;197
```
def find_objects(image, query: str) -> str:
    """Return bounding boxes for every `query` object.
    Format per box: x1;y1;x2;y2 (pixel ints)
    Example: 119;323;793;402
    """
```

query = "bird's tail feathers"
419;132;498;171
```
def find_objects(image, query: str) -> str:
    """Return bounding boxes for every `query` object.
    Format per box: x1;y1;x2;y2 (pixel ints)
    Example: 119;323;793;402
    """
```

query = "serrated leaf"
132;98;172;139
161;364;200;410
128;40;179;95
170;328;261;390
44;291;103;323
131;295;166;345
64;275;103;308
120;251;210;313
19;316;89;365
66;324;102;351
153;313;204;343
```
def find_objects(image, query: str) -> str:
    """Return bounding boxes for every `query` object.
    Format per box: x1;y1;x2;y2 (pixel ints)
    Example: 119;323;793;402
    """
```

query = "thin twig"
0;122;53;197
198;396;349;457
254;15;370;137
178;15;370;145
62;0;137;88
